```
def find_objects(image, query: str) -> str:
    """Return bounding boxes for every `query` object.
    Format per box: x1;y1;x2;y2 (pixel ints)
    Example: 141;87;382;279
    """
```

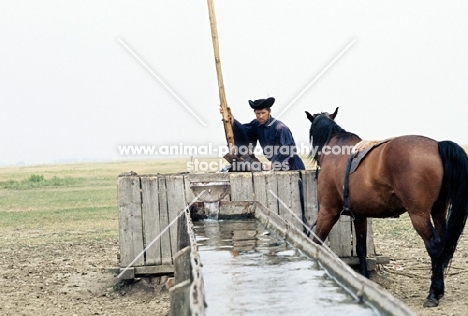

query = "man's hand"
219;106;234;124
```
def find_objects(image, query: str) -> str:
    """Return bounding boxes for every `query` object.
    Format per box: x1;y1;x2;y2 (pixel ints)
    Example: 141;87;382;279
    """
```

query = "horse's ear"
305;111;314;123
330;107;339;120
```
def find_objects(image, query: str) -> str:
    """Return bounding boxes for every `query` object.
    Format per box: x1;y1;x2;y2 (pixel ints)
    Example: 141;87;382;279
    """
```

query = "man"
223;97;305;171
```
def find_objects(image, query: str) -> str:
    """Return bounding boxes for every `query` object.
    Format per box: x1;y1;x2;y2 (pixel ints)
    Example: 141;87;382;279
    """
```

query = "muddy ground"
0;235;170;316
2;215;468;315
371;216;468;316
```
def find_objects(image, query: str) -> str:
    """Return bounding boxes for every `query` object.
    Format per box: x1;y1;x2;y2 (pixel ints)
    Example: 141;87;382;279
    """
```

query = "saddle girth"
342;152;355;214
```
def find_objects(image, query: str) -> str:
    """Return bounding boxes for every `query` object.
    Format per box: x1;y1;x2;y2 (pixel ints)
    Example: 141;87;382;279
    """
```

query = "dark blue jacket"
233;116;305;171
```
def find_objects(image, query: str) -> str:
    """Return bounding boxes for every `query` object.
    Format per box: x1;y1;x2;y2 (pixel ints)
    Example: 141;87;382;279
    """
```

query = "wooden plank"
367;219;376;256
329;218;353;257
166;175;187;260
187;173;230;183
252;172;267;206
189;201;256;219
264;172;279;215
253;172;278;214
118;176;145;267
301;170;328;244
158;177;172;265
183;174;196;204
177;210;190;252
276;171;303;230
134;265;174;275
141;176;161;266
252;172;280;214
170;279;190;316
350;218;376;257
290;172;303;230
276;172;291;222
118;267;135;280
174;247;191;285
301;170;318;229
229;173;254;200
266;211;288;239
219;201;255;218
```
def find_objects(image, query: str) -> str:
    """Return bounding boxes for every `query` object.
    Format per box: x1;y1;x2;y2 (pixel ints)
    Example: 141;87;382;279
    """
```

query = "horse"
305;107;468;307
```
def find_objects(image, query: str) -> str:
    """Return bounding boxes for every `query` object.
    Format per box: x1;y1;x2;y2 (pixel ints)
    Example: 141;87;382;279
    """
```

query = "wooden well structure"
117;170;386;278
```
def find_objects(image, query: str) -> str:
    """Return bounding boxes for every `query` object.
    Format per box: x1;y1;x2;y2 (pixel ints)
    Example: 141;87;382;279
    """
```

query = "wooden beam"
118;176;144;267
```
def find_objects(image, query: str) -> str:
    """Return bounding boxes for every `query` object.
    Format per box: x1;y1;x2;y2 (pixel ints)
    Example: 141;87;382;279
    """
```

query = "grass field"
0;159;195;246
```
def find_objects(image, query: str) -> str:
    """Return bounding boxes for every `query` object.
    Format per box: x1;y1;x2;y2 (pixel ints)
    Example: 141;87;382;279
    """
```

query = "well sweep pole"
207;0;236;156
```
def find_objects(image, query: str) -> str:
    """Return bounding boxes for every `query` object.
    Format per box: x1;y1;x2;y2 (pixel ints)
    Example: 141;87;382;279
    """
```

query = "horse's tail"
437;140;468;269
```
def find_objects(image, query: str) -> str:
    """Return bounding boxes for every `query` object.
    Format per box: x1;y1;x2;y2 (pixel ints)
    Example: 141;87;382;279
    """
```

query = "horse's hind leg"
422;199;449;306
408;213;443;307
431;197;448;261
354;217;369;278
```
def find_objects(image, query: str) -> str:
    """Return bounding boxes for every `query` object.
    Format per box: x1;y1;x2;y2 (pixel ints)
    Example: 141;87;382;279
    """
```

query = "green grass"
0;174;84;189
0;159;191;245
373;215;415;239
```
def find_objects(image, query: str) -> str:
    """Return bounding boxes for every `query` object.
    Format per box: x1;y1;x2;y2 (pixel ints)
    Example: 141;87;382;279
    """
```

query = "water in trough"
194;219;379;316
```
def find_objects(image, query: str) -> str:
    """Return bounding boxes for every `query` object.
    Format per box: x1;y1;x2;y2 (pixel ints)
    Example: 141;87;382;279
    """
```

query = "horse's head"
305;107;343;162
305;107;340;143
305;107;339;124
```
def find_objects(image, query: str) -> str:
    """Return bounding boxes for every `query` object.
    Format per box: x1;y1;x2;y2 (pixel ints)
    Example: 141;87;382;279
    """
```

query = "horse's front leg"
312;207;340;245
353;217;369;278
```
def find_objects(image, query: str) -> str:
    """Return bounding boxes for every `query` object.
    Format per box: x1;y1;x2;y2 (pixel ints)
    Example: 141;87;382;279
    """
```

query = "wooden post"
207;0;236;157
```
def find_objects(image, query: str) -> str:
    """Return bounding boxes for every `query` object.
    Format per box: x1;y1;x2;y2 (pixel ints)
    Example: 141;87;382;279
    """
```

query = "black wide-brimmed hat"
248;97;275;110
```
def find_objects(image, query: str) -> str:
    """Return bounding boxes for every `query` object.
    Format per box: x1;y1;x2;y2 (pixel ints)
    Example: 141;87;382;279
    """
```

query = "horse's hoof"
423;298;439;308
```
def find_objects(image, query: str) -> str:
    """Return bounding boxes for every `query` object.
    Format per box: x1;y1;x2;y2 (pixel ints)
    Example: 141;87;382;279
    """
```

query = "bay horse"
305;107;468;307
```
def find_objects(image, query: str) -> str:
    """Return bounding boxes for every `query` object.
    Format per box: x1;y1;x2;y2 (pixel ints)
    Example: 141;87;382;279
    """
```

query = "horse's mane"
309;114;360;161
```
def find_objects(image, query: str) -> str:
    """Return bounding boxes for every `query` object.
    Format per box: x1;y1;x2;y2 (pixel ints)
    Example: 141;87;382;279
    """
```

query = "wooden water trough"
170;200;415;316
117;170;388;278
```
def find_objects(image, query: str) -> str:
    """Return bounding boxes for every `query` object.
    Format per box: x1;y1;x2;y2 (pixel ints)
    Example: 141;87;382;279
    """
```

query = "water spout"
190;181;230;220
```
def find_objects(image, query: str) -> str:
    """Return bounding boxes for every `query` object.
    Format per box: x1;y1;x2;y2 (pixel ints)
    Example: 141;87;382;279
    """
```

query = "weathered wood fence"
117;170;378;276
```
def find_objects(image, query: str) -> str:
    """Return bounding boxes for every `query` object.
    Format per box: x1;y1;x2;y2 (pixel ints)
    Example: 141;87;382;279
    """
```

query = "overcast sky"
1;1;467;165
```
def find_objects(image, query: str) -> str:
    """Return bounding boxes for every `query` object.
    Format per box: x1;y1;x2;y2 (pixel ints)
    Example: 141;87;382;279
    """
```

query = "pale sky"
1;1;467;165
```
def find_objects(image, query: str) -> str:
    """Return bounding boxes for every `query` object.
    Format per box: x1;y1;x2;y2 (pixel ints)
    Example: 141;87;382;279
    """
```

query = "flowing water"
194;219;379;316
203;201;220;220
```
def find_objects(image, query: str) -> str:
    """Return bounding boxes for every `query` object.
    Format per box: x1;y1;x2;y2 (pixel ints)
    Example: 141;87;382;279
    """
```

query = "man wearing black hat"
222;97;305;171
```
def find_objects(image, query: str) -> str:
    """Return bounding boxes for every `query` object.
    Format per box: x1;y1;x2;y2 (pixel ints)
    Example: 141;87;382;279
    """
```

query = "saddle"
343;138;394;213
348;138;394;174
